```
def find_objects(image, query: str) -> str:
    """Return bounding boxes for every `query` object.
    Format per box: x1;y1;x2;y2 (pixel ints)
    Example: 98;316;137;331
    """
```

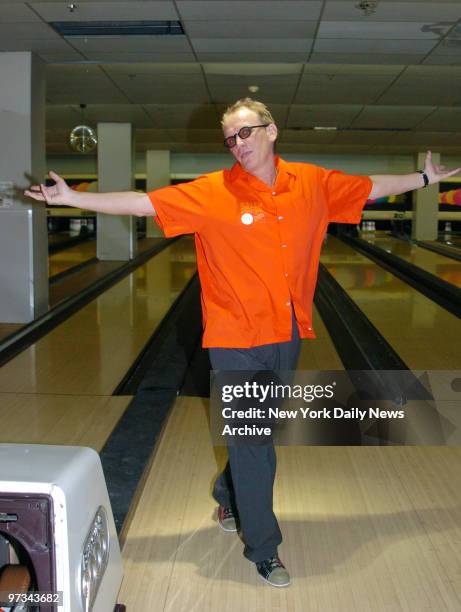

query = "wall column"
0;52;48;323
412;151;440;241
97;123;136;260
146;150;170;237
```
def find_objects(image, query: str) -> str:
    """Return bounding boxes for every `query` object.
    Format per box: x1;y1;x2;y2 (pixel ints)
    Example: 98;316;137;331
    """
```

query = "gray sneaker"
256;556;291;587
217;505;238;532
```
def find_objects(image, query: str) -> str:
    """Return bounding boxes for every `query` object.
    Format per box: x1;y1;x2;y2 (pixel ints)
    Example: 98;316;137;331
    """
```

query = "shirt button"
278;215;284;220
281;243;287;248
308;327;312;330
284;272;288;277
286;301;291;307
272;191;276;196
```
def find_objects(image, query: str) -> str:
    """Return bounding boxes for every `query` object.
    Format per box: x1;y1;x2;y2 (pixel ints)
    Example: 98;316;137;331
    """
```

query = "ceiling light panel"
50;20;184;37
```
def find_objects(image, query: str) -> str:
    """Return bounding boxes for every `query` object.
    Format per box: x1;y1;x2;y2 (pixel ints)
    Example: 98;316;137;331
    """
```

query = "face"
222;107;277;174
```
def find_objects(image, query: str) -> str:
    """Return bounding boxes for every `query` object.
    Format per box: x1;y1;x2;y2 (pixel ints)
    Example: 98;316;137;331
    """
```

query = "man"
25;98;460;587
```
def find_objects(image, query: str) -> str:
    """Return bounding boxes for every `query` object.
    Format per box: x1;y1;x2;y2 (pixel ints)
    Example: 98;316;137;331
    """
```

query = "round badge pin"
241;213;254;225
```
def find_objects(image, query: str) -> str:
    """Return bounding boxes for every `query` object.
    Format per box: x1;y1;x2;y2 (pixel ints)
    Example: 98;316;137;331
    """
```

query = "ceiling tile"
176;1;323;21
184;20;318;38
110;75;211;104
69;36;192;53
414;107;461;131
165;128;223;143
322;2;461;22
377;66;461;105
0;3;42;22
350;105;435;129
196;52;309;62
430;39;461;56
82;52;196;62
279;129;338;144
0;38;80;53
30;1;179;21
215;103;289;126
46;65;130;103
333;130;408;146
203;63;303;76
143;104;220;128
191;38;313;53
206;74;299;104
295;72;397;104
0;22;61;39
397;131;460;145
423;55;461;65
313;39;438;54
318;21;454;39
102;63;202;75
309;52;427;64
135;128;178;142
287;104;363;128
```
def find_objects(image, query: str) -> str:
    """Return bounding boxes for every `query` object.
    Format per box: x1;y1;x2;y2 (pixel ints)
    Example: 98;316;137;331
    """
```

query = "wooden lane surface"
48;239;96;277
321;236;461;369
0;393;130;451
119;396;461;611
363;231;461;288
0;237;197;395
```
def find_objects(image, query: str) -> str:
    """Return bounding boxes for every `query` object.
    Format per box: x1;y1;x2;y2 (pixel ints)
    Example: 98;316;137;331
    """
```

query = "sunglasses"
223;124;269;149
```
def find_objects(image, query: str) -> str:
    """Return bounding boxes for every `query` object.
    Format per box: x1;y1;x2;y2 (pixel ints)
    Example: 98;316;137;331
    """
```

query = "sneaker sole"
257;573;291;588
218;521;238;533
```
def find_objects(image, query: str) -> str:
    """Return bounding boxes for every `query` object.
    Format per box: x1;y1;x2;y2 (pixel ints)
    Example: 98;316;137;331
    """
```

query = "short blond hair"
221;98;275;127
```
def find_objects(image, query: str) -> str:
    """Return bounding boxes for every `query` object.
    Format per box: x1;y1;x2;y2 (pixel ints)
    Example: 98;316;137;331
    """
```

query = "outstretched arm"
368;151;461;200
24;170;156;217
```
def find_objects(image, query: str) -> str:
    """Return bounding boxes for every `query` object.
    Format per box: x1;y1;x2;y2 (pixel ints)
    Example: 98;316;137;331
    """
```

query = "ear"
267;122;278;142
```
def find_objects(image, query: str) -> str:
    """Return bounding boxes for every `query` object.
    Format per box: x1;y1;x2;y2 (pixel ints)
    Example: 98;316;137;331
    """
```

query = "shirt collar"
226;156;296;192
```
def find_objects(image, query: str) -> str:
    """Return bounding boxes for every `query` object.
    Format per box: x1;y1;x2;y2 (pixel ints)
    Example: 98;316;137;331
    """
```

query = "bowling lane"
0;236;197;395
0;393;130;450
360;230;461;288
120;396;461;611
48;238;96;277
321;236;461;369
441;235;461;249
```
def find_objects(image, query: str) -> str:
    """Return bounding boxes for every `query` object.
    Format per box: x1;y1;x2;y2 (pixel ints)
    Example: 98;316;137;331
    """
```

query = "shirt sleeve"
319;167;373;224
147;175;210;237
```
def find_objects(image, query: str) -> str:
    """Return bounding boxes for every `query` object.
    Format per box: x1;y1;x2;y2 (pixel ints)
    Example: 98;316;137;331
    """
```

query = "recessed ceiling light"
313;126;337;131
248;85;259;93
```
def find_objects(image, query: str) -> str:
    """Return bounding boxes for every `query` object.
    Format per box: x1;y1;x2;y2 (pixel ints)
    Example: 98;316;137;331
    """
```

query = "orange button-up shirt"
148;156;372;348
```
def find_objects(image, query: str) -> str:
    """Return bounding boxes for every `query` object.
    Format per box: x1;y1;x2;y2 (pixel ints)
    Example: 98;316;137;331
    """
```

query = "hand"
24;170;74;206
424;150;461;185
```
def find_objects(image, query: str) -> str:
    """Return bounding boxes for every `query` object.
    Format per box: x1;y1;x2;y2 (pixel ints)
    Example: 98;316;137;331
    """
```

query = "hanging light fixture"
69;103;98;153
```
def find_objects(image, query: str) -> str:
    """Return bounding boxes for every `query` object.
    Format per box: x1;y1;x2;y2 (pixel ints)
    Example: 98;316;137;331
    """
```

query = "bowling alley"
1;0;461;610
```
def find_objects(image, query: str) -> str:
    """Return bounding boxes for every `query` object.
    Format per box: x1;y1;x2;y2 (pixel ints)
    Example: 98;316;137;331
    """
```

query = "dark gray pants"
209;314;301;562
